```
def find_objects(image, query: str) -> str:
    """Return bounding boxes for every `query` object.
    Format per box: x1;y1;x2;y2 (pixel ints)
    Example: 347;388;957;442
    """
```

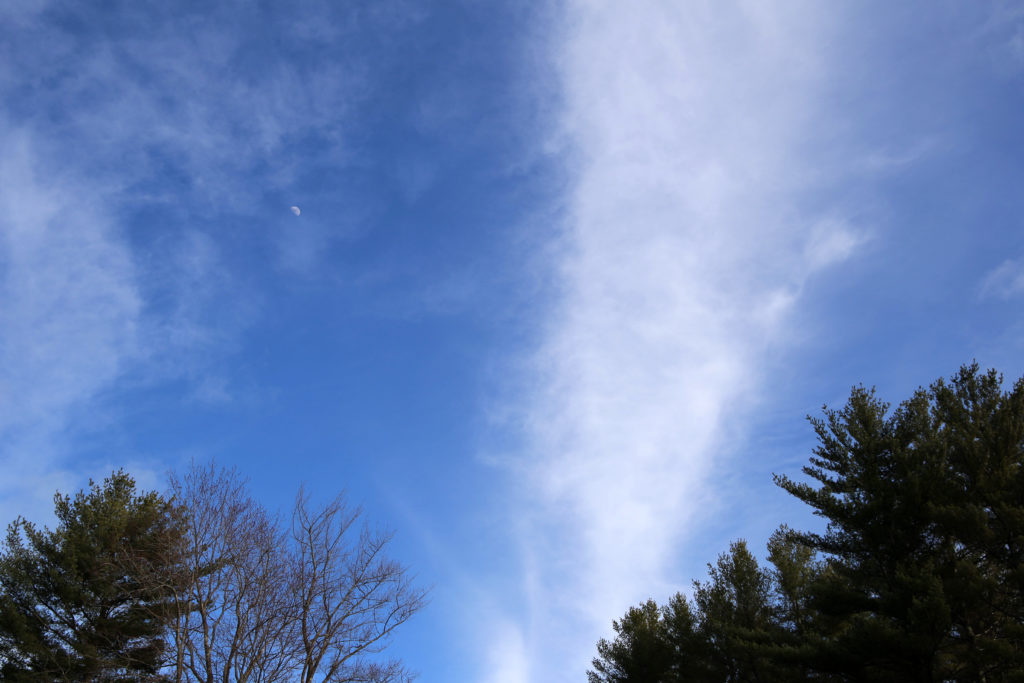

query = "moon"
290;206;301;216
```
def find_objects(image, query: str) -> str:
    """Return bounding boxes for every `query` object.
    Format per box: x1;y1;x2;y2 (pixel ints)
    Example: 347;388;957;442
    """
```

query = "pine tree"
762;526;827;678
693;540;792;682
0;470;185;682
588;593;716;683
775;364;1024;680
588;364;1024;681
588;599;676;683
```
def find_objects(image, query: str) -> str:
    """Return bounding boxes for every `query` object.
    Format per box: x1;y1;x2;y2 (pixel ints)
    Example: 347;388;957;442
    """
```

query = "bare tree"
168;463;296;683
290;488;427;683
161;463;425;683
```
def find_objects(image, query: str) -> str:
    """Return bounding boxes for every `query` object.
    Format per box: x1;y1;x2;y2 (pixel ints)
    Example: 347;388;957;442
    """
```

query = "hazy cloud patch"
979;258;1024;299
804;219;868;272
0;130;142;522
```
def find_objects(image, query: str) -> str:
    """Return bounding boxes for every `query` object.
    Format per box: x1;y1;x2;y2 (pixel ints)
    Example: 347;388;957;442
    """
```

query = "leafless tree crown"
162;463;425;683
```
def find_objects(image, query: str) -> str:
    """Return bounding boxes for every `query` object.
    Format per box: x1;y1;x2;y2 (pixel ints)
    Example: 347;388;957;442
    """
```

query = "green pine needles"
0;471;184;682
589;363;1024;682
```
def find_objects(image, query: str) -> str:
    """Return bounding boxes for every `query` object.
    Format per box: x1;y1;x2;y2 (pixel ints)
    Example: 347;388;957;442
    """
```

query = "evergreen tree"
775;364;1024;680
588;363;1024;680
588;594;711;683
765;526;819;639
588;599;676;683
0;471;185;682
662;592;716;682
693;540;790;682
762;526;827;678
587;538;829;683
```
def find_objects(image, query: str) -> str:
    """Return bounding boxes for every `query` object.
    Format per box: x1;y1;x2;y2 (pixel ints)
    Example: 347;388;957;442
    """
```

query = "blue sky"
2;1;1024;680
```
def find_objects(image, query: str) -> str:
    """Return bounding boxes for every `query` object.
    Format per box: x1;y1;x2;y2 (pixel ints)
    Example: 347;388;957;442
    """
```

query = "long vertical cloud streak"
508;3;860;679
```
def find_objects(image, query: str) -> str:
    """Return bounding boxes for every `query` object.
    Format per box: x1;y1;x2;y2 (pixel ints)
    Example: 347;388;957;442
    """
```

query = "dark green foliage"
0;471;185;682
762;526;826;677
588;594;709;683
590;364;1024;681
765;526;819;638
588;599;677;683
662;593;712;681
775;363;1024;680
693;540;782;682
589;542;810;682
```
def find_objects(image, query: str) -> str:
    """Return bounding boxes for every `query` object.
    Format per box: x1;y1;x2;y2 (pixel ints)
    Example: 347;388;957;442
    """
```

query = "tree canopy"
0;464;425;683
0;471;184;682
589;363;1024;681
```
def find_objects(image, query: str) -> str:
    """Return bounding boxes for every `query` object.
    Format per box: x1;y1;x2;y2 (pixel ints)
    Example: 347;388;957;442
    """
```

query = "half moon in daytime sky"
290;206;301;216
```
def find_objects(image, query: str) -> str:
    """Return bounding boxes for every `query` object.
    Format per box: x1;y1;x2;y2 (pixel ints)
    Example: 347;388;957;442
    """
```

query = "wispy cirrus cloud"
0;2;390;519
804;219;869;272
979;257;1024;299
2;7;361;207
492;2;869;679
502;2;1024;677
0;127;244;522
0;129;143;520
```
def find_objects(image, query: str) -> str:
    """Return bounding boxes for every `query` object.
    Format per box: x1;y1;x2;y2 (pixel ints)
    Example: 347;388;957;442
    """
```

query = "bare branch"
291;487;427;683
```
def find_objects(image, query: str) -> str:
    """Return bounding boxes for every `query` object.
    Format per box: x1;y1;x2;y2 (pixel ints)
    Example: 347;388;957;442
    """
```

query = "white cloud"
1010;24;1024;66
494;2;867;679
854;140;936;173
0;131;252;526
970;1;1024;75
481;619;529;683
804;219;867;272
0;4;378;522
0;130;143;522
979;258;1024;299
